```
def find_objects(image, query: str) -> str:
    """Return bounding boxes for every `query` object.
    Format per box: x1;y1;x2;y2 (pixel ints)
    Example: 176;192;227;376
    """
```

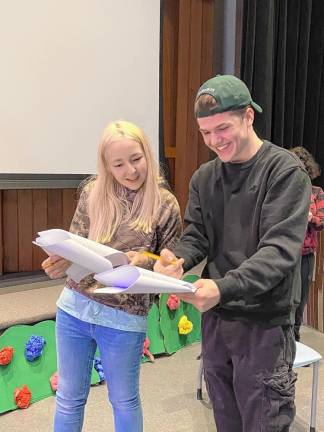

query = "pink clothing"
302;186;324;255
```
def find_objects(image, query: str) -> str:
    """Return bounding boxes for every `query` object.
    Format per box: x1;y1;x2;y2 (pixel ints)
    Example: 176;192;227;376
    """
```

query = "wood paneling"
162;0;179;163
47;190;63;229
0;191;2;275
162;0;215;213
306;231;324;333
32;189;48;269
0;188;77;274
62;189;77;231
2;190;18;272
18;190;33;271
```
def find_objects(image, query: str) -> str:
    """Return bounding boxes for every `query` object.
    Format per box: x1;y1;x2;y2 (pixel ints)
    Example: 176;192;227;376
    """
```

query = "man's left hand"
178;279;221;312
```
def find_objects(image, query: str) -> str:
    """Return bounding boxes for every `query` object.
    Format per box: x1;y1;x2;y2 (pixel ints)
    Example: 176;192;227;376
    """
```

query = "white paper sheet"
34;229;196;293
34;229;128;282
94;266;196;294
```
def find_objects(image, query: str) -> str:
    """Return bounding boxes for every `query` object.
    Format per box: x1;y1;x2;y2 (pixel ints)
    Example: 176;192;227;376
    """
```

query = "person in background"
289;146;324;341
154;75;311;431
42;120;182;432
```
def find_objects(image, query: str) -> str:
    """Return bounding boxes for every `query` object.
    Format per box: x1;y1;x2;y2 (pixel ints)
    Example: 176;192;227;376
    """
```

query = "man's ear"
245;107;255;127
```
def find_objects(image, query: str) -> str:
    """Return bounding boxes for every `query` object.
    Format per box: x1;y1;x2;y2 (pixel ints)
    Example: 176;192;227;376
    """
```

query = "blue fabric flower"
25;335;46;361
94;357;105;382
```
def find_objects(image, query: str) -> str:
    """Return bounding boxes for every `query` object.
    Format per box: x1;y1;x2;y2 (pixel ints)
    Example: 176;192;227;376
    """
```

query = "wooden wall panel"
17;190;33;271
2;190;18;272
162;0;179;164
198;0;216;166
32;189;48;269
173;0;215;214
306;231;324;332
174;1;191;213
62;189;77;231
0;191;2;275
47;190;63;229
0;188;77;275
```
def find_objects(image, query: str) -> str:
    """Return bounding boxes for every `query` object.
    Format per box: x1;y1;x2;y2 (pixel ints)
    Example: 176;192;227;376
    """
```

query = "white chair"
197;341;322;432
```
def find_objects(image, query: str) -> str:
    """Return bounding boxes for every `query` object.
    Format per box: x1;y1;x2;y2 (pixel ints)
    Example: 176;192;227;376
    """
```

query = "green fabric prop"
159;274;201;354
0;320;99;413
142;302;166;363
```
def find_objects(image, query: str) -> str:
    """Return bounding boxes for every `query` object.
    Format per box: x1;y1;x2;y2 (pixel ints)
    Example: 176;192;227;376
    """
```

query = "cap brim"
251;101;262;113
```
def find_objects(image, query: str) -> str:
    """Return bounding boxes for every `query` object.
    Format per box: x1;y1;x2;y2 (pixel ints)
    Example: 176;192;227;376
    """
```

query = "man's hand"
153;248;184;280
178;279;221;312
42;255;71;279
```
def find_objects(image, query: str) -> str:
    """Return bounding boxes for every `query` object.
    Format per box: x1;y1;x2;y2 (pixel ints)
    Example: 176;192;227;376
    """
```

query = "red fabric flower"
167;294;180;310
14;384;32;409
50;372;59;392
142;337;154;362
0;346;14;365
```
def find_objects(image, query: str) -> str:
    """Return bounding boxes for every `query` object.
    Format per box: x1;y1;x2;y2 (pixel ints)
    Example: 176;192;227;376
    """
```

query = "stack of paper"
34;229;195;294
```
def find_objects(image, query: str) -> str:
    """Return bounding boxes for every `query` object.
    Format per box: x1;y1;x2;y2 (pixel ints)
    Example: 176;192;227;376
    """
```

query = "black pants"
202;312;297;432
294;253;315;341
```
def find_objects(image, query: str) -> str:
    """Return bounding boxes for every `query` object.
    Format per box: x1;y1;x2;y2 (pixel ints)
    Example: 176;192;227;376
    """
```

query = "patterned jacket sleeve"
310;186;324;231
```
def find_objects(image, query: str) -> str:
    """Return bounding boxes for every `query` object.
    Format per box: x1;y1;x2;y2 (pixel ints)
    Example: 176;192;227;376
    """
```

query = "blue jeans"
54;308;145;432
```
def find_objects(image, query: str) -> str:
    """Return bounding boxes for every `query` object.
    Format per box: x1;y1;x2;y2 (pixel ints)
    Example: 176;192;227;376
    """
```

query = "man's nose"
210;132;222;146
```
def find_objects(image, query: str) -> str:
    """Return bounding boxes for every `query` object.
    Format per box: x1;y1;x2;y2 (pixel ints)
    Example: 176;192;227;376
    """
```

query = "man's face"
197;108;253;163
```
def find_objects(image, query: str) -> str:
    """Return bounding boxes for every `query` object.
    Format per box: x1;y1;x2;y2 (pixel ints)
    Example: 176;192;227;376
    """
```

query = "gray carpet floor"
0;281;323;431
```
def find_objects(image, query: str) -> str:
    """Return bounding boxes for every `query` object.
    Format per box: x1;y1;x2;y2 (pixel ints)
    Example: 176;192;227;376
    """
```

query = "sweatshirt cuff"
214;277;237;305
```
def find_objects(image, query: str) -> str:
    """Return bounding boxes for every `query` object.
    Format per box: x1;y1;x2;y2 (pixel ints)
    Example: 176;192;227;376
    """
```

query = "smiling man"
155;75;311;431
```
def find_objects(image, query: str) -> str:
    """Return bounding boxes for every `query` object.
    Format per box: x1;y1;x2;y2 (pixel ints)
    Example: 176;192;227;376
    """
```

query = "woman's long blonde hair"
87;120;162;243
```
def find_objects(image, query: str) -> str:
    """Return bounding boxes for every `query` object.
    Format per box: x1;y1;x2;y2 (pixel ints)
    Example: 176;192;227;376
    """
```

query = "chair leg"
309;361;319;432
197;356;204;400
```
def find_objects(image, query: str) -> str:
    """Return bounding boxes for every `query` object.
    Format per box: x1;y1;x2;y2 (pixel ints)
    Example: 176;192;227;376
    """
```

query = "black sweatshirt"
174;141;311;326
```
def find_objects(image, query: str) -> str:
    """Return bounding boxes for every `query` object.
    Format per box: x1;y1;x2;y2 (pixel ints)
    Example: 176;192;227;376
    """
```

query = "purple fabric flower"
25;335;46;361
94;357;105;382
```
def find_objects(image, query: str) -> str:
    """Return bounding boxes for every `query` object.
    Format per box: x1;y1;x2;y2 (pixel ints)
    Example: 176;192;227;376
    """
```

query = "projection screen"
0;0;160;175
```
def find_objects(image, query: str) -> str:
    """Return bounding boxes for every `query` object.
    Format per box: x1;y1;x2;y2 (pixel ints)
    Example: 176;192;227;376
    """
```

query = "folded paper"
34;229;128;282
34;230;196;294
93;266;195;294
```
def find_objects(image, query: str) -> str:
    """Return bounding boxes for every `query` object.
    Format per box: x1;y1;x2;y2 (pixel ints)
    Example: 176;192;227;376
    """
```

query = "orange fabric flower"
14;384;32;409
0;346;14;365
142;337;154;362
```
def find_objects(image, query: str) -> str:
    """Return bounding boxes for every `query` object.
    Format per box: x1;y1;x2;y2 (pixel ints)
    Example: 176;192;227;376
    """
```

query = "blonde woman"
43;121;182;432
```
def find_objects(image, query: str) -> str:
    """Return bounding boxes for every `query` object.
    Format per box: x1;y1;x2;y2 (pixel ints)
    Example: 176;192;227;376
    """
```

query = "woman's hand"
153;249;184;280
125;251;150;268
41;255;71;279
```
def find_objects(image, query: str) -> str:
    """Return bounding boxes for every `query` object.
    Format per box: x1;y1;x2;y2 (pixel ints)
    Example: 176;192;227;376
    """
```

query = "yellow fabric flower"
178;315;193;335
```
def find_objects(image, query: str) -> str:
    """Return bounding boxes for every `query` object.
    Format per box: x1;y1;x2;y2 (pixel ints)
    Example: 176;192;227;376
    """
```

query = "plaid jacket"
66;184;182;316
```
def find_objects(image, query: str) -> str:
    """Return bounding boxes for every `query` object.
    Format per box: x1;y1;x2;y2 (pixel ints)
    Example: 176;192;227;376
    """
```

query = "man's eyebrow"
199;123;229;132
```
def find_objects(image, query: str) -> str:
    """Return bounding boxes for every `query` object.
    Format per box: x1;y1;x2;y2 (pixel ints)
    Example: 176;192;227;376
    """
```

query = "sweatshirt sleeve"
173;171;209;271
216;167;311;305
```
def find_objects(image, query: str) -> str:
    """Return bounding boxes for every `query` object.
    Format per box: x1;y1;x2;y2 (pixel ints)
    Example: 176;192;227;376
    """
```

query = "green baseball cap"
195;74;262;118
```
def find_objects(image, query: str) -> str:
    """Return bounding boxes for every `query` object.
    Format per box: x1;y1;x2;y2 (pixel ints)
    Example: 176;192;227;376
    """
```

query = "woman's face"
106;138;148;190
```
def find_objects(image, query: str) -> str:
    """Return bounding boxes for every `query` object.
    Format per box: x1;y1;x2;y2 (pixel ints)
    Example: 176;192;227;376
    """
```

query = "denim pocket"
261;365;297;431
